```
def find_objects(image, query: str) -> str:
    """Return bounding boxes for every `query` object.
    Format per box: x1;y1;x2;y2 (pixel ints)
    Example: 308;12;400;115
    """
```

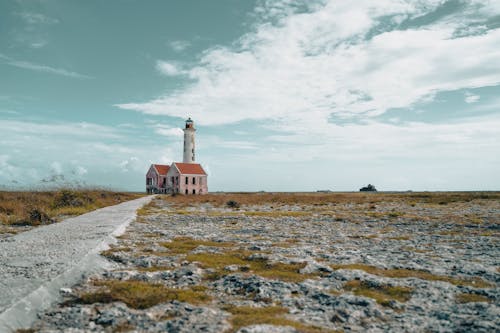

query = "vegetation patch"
74;280;210;309
272;238;301;247
388;235;411;241
455;293;492;303
186;251;314;282
330;264;493;288
0;190;143;228
160;236;235;255
242;211;311;217
344;280;412;306
224;306;338;333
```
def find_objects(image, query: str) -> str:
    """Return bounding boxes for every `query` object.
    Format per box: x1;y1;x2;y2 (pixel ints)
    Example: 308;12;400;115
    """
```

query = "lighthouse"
183;117;195;163
146;117;207;194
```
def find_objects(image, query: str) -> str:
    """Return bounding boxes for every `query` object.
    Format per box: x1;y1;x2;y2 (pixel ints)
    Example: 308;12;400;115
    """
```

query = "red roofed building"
146;118;208;194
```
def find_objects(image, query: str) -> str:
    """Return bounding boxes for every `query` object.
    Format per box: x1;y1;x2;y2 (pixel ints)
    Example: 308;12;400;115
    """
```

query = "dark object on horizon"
360;184;377;192
226;200;240;209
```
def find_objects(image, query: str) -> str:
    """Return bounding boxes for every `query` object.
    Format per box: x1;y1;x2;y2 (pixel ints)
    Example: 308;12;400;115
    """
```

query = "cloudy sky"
1;0;499;191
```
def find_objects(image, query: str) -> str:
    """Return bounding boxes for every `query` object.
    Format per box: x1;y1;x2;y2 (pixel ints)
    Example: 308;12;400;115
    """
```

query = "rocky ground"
24;193;499;332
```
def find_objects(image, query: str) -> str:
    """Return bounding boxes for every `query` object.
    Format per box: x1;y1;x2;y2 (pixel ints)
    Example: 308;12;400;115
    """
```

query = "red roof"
173;162;207;175
153;164;170;175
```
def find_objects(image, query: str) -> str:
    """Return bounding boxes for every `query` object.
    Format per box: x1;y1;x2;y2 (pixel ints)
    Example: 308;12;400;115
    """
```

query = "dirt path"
0;195;154;332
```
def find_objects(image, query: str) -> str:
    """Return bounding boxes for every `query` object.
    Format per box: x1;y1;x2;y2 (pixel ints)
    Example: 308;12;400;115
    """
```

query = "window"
192;177;195;185
185;189;188;195
176;176;178;184
146;178;152;185
185;176;188;185
192;189;196;194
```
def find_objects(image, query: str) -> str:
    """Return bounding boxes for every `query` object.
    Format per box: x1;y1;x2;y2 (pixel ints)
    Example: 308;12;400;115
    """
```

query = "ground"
24;192;500;332
0;190;144;236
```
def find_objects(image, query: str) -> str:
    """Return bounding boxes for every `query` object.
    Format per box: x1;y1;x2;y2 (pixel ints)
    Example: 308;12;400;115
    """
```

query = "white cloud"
0;155;18;179
16;12;59;25
154;125;184;138
0;109;19;115
30;41;48;49
156;60;184;76
464;92;480;103
0;119;175;189
74;166;88;176
0;119;121;139
117;0;500;129
0;53;92;79
50;161;63;174
201;136;258;150
119;157;140;172
169;40;191;52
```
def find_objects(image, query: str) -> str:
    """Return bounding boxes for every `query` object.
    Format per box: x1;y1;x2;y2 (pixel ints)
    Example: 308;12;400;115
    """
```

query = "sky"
1;0;500;192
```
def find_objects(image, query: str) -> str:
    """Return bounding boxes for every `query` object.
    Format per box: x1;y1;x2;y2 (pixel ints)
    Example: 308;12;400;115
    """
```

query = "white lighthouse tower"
183;117;196;163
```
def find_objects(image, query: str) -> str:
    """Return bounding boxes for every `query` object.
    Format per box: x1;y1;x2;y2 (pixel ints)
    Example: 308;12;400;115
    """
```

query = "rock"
225;265;240;272
237;324;298;333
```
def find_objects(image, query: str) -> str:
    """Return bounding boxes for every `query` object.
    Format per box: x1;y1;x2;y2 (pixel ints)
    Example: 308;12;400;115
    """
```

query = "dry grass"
160;236;235;255
157;192;500;209
388;235;411;241
75;280;210;309
186;250;314;282
330;264;493;288
344;280;412;306
272;238;301;247
0;189;144;227
242;211;311;217
224;306;340;333
455;293;492;303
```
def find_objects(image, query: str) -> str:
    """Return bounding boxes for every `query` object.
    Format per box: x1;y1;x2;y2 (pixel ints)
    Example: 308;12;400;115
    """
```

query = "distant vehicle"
360;184;377;192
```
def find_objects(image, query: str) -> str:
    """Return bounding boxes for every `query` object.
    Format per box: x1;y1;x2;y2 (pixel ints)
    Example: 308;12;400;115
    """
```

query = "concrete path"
0;195;154;332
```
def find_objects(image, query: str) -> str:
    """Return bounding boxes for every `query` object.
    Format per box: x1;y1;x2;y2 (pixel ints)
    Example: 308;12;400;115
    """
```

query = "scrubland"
21;192;500;332
0;189;144;235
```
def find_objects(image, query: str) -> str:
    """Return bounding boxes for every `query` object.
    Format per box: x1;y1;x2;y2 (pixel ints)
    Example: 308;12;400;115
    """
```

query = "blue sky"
1;0;499;192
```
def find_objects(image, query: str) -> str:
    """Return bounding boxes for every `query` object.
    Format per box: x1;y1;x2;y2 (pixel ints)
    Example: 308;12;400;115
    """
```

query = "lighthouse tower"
183;117;196;163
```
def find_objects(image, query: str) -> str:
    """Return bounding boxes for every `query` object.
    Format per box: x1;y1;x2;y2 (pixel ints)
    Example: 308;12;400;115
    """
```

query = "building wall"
179;174;208;195
166;167;207;195
146;166;158;193
146;166;168;193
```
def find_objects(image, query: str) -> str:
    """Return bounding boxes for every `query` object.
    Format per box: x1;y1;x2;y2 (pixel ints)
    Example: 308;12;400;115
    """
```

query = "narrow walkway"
0;195;154;332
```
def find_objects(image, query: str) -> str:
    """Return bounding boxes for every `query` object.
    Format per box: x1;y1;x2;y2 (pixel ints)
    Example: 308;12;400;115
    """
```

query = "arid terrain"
19;192;500;332
0;190;144;236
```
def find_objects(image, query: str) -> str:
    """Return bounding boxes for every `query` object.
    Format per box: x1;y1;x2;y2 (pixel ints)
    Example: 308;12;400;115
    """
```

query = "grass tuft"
224;306;339;333
160;237;235;255
455;293;492;303
331;264;493;288
75;280;210;309
344;280;412;306
187;251;313;282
